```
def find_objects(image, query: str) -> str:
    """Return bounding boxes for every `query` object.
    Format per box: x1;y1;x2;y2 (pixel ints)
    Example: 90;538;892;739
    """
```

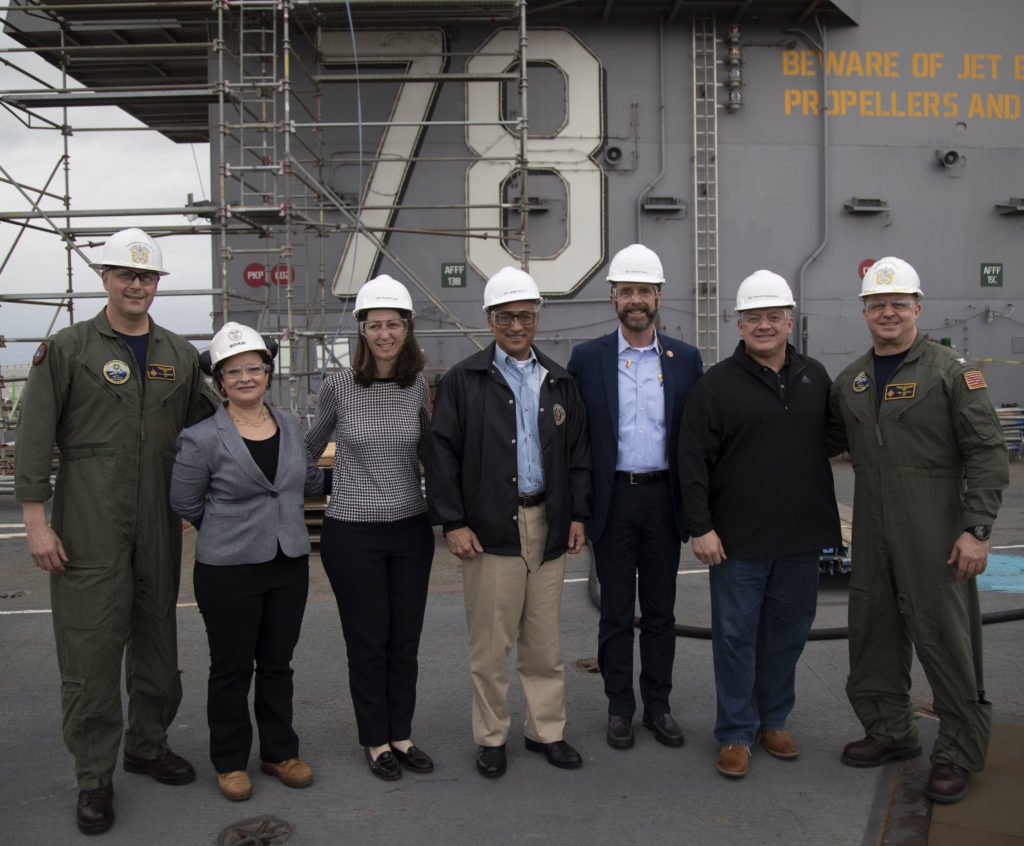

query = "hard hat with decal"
208;321;274;369
482;266;543;310
90;227;168;276
606;244;666;285
859;256;923;299
735;270;796;312
354;274;415;319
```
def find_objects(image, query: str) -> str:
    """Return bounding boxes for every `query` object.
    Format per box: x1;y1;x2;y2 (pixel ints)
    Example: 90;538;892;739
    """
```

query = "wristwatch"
965;525;991;541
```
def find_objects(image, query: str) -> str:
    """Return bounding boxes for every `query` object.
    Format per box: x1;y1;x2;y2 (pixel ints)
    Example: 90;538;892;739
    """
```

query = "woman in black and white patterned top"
305;275;435;782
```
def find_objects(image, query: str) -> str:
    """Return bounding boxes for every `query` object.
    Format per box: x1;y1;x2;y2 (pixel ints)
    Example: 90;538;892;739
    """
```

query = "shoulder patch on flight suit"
884;383;916;400
553;404;566;426
147;364;176;381
963;370;988;391
31;343;47;365
852;371;870;393
103;359;131;384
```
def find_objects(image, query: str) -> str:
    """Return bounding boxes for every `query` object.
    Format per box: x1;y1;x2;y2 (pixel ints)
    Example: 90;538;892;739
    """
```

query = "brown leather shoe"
840;736;921;768
717;744;751;778
260;757;313;788
759;729;799;759
926;762;969;804
217;770;252;802
76;784;114;835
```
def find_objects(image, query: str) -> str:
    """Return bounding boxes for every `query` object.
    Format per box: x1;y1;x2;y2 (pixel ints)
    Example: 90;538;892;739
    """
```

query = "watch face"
970;525;991;541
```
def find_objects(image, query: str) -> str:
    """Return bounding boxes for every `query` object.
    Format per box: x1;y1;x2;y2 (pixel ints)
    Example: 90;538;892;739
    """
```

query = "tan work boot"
759;729;800;759
260;758;314;788
217;770;252;802
717;744;751;778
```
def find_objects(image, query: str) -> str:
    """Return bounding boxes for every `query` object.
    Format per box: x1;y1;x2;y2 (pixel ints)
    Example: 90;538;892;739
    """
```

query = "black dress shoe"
364;747;402;781
642;711;685;747
524;738;583;769
476;744;507;778
607;715;635;749
123;749;196;785
392;745;434;773
76;784;114;835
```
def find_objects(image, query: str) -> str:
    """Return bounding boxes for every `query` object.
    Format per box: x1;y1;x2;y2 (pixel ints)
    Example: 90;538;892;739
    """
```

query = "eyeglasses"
739;311;789;326
221;362;270;380
360;318;409;336
613;285;659;301
490;310;538;327
863;299;916;314
109;267;159;286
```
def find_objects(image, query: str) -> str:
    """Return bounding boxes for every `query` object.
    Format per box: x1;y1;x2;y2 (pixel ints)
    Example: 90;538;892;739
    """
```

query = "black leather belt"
614;470;669;485
517;491;546;508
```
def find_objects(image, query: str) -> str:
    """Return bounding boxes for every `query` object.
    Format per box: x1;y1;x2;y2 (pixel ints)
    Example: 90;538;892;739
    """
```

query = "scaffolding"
0;0;530;425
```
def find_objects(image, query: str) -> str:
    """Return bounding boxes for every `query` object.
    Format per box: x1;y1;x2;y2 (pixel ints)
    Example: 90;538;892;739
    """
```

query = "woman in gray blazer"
170;322;327;803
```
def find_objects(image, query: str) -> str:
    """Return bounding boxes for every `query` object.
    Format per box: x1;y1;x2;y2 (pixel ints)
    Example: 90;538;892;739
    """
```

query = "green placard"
980;263;1003;287
441;262;467;289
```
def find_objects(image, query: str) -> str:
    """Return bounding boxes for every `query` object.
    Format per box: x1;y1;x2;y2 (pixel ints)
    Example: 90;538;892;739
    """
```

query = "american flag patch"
963;370;988;391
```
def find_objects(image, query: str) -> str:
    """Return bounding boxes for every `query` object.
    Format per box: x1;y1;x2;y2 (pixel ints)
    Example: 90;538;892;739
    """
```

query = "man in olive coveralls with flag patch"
830;256;1008;805
14;229;217;834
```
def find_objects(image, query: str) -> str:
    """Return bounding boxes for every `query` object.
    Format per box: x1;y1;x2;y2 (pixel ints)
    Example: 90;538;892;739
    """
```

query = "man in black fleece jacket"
678;270;840;779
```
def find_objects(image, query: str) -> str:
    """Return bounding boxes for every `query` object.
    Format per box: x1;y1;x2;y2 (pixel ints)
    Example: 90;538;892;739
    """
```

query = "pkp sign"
243;263;266;288
243;262;294;287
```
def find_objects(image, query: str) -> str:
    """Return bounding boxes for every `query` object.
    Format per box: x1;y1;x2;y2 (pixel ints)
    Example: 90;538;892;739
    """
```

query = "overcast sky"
0;29;215;364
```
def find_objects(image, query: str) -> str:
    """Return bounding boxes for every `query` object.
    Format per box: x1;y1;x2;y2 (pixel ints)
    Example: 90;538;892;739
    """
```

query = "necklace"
229;406;269;428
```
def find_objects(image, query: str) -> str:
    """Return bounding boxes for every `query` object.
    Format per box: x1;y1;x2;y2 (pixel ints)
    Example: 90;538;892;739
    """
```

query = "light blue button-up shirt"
493;345;547;495
616;327;668;472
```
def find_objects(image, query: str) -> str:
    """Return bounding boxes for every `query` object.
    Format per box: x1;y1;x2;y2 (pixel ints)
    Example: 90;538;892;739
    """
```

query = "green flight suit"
830;333;1008;771
14;309;217;789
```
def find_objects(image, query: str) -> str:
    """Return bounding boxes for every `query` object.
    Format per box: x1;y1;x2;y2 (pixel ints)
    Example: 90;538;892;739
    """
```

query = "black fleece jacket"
678;342;840;559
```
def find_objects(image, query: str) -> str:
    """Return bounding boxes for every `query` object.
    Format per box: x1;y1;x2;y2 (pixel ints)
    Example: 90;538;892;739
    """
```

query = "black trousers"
321;513;434;747
193;556;309;773
593;477;680;718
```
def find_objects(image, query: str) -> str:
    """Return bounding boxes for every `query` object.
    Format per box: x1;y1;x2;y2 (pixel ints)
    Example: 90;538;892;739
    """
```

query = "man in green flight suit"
830;256;1009;805
14;228;218;834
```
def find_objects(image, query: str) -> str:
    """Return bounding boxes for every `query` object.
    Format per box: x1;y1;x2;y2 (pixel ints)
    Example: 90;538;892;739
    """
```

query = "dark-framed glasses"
613;285;658;301
491;309;538;327
109;267;159;286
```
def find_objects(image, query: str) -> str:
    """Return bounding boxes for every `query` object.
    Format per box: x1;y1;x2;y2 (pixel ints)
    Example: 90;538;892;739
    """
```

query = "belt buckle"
628;472;640;486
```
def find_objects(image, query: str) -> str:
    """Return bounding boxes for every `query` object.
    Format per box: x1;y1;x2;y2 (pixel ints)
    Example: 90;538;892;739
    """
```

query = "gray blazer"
170;403;325;565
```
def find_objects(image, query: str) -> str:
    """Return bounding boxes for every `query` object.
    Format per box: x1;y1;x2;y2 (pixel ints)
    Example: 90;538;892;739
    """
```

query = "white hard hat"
209;321;271;369
482;266;542;311
606;244;665;285
859;256;923;299
354;274;415;319
90;227;168;276
735;270;796;312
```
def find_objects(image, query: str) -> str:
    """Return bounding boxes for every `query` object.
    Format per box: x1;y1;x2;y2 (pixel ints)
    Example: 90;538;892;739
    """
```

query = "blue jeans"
709;552;819;746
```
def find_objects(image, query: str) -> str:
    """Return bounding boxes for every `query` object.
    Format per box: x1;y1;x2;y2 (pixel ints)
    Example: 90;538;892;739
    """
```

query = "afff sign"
980;263;1003;287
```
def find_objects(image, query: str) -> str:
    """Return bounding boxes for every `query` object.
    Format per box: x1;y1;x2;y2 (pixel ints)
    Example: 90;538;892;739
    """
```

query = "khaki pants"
462;504;567;747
